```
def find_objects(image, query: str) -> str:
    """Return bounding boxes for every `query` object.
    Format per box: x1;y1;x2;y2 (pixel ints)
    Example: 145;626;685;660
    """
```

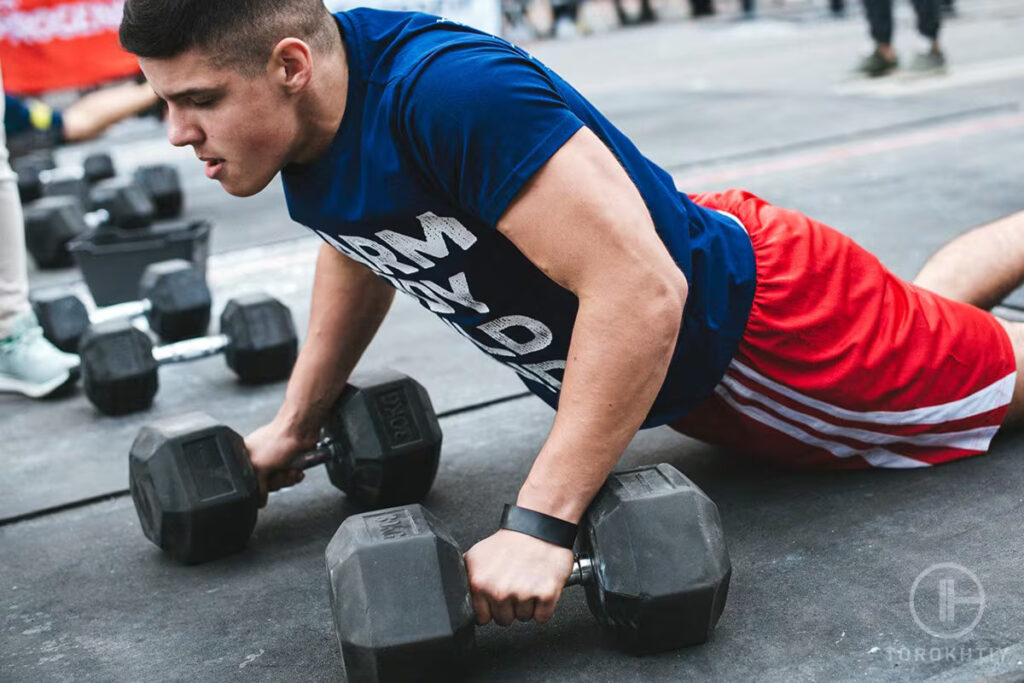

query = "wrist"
516;478;588;524
499;504;579;549
272;403;323;449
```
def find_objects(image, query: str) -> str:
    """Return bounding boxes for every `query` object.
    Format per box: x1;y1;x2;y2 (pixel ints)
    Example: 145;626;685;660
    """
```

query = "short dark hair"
120;0;338;75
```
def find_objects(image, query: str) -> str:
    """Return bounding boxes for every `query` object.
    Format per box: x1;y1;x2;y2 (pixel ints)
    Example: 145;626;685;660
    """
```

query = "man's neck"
291;41;349;165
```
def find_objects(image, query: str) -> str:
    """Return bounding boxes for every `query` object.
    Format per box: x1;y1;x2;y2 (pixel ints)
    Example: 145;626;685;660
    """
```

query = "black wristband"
500;504;578;549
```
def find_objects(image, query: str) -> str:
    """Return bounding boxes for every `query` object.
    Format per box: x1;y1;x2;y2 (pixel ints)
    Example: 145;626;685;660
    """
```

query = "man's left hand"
463;529;575;626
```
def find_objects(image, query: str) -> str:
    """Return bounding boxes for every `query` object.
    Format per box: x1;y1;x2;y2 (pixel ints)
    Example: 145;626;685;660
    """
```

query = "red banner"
0;0;140;95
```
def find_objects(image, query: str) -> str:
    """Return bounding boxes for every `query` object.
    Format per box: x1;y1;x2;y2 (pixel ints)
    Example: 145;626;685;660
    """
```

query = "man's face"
141;50;299;197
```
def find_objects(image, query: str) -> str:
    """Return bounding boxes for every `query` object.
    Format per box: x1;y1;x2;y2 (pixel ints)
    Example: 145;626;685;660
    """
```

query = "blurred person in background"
551;0;584;37
4;80;160;155
858;0;946;77
0;67;80;398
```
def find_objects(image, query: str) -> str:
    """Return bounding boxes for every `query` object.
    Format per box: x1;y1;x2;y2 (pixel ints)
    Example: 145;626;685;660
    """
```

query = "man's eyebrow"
163;87;221;103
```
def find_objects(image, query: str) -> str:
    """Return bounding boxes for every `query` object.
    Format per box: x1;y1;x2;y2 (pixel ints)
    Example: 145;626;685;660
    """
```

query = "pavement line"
835;56;1024;97
673;111;1024;187
0;391;536;528
664;103;1015;174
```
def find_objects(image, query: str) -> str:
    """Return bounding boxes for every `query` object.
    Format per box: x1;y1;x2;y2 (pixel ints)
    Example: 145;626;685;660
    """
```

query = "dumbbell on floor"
12;150;55;203
129;370;442;563
14;151;116;204
326;463;731;683
80;293;297;415
31;259;211;352
88;178;156;229
133;164;184;218
24;188;154;268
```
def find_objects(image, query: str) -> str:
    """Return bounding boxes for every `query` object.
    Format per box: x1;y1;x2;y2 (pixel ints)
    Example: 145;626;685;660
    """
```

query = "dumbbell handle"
152;333;230;365
84;208;111;229
286;439;343;471
90;298;152;326
566;556;594;588
38;166;86;184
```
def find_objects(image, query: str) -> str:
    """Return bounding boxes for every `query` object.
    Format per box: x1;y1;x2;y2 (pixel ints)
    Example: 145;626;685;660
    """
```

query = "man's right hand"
244;420;320;506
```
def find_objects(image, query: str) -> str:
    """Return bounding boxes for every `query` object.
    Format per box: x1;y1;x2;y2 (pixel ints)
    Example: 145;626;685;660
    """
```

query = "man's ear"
269;38;313;93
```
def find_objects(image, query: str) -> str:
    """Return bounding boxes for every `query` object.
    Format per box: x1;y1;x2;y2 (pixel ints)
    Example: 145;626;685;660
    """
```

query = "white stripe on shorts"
730;359;1016;426
719;374;1000;452
713;385;930;468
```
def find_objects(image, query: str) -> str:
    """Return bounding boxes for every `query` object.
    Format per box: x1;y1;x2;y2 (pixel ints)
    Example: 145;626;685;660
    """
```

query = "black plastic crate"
69;219;211;306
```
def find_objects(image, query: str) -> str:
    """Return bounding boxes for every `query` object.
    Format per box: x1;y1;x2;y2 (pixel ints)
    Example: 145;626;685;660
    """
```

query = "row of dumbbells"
32;259;297;415
128;372;731;682
14;149;184;268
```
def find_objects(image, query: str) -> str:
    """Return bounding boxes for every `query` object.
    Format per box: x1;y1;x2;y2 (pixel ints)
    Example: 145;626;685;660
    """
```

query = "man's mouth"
201;157;225;179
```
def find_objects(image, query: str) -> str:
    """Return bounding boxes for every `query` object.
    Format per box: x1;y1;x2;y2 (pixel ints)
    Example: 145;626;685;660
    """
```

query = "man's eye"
191;98;215;108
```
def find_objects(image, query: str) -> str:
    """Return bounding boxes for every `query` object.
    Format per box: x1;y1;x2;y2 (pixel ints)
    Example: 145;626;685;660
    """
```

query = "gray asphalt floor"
3;1;1024;681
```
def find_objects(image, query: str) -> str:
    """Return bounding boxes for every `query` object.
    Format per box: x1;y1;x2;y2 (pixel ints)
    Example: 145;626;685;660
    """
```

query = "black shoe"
857;50;899;77
908;49;947;74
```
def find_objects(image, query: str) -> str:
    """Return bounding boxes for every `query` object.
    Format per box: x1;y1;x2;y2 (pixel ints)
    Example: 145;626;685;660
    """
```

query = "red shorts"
670;190;1017;470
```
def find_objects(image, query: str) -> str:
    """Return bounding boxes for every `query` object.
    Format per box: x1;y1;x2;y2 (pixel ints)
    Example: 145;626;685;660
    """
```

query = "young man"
121;0;1023;629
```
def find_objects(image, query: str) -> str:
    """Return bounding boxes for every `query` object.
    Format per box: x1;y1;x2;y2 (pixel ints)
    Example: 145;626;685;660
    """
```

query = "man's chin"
219;176;270;198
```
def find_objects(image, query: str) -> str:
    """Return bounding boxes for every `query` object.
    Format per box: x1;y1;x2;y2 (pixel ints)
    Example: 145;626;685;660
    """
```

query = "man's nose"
166;108;201;148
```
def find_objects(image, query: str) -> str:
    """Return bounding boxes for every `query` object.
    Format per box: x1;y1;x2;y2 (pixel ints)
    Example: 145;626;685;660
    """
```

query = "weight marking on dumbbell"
364;508;420;541
617;467;675;497
183;436;238;500
374;388;421;448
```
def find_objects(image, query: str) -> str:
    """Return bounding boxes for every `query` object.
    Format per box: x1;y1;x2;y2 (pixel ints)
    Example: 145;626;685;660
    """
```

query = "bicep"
497;127;686;298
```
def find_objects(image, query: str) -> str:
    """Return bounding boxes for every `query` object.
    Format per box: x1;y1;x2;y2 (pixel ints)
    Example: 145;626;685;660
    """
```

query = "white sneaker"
0;312;80;398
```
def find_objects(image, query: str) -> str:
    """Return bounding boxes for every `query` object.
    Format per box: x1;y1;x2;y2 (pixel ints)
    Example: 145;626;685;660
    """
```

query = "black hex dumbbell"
14;151;116;204
79;293;297;415
23;187;155;268
12;150;56;203
88;178;156;229
31;259;211;353
133;164;184;218
129;370;443;564
326;464;731;683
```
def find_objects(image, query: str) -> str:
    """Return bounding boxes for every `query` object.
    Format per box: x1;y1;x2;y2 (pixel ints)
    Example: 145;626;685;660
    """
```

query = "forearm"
275;243;395;439
517;281;685;523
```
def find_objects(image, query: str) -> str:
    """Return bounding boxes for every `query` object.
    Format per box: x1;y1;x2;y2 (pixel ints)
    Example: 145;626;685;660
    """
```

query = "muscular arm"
498;127;687;523
272;242;395;441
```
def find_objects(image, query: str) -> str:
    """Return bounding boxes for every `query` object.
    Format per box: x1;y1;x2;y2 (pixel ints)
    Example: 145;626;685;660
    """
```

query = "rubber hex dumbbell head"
138;259;212;341
12;150;56;203
325;505;476;683
89;178;155;230
130;412;259;564
43;175;89;205
23;196;87;268
31;293;90;352
79;319;158;415
578;463;731;654
82;152;116;184
220;294;298;383
324;370;442;508
133;164;183;218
